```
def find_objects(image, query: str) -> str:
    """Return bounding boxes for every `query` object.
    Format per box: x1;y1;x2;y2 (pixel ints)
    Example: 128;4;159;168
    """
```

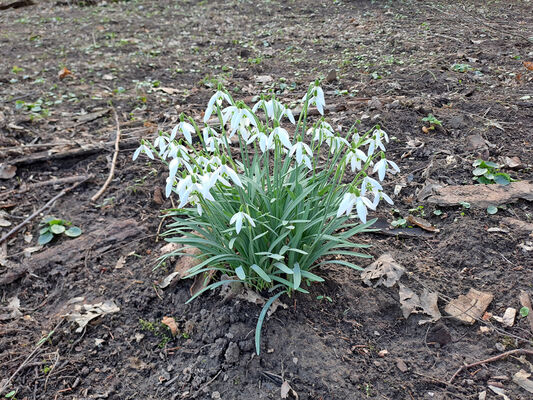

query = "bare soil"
1;0;533;399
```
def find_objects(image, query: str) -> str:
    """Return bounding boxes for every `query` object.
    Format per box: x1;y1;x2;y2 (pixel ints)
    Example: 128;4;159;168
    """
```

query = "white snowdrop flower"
195;173;217;202
204;90;232;123
301;85;326;115
132;143;154;161
364;128;389;156
373;158;400;181
289;141;313;166
171;121;196;144
308;121;335;144
361;176;382;197
269;127;292;150
325;135;349;154
336;192;375;222
253;99;296;124
215;164;243;188
222;106;256;136
345;148;367;172
230;211;256;234
176;175;194;208
247;129;273;153
153;135;169;156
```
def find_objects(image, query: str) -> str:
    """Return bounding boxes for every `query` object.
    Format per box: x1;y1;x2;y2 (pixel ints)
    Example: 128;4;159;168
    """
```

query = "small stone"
396;359;408;372
479;326;491;334
224;342;240;364
495;342;505;352
292;357;298;365
378;349;388;357
211;391;221;400
325;69;337;83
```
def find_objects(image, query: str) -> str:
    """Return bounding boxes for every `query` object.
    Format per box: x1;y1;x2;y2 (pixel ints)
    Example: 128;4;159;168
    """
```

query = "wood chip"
513;369;533;394
445;289;493;324
406;215;440;232
502;307;516;327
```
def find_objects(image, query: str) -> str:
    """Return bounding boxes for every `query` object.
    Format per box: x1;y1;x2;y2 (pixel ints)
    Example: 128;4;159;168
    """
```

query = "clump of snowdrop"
134;81;399;354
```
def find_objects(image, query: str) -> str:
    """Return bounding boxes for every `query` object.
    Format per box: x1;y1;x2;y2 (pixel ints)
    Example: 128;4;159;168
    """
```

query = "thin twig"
0;178;89;245
91;108;121;202
449;348;533;383
0;319;63;394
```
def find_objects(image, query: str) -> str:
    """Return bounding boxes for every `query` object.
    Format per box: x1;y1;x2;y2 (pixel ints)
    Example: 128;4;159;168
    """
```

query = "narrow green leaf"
273;262;294;275
293;262;301;290
251;264;272;283
235;266;246;280
255;291;285;355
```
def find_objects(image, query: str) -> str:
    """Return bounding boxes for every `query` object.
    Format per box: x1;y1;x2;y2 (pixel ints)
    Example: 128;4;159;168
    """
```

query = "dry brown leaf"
175;246;201;275
0;296;22;321
361;254;404;288
280;380;298;399
58;67;72;80
161;316;178;336
65;300;120;333
524;61;533;71
398;284;441;324
406;215;440;233
189;269;216;297
156;87;180;95
0;164;16;180
513;370;533;394
115;255;126;269
444;289;493;325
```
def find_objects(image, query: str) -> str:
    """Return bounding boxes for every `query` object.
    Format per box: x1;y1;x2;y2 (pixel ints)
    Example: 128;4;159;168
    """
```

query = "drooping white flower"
325;135;349;154
153;134;169;156
269;127;292;150
252;98;295;124
301;85;326;115
307;121;335;144
345;148;368;172
170;121;196;144
373;158;400;181
336;192;375;222
204;90;232;123
247;128;273;153
230;211;256;234
214;164;243;188
289;141;313;166
364;128;389;156
132;143;154;161
222;106;256;136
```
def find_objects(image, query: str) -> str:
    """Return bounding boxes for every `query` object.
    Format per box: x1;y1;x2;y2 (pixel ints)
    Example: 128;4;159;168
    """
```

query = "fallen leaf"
255;75;273;84
161;316;178;336
23;246;42;258
500;218;533;234
398;284;441;323
361;254;404;288
189;269;216;297
444;289;493;325
502;156;522;169
102;74;115;81
0;296;22;321
280;380;298;399
65;299;120;333
155;87;180;95
426;181;533;208
158;271;180;289
406;215;440;233
175;246;201;276
114;255;126;269
489;385;510;400
502;307;516;327
0;164;16;179
0;218;11;227
524;61;533;71
58;67;72;80
513;369;533;394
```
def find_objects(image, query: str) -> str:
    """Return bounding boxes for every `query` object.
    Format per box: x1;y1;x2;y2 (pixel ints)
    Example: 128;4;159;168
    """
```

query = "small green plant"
316;295;333;302
472;160;512;185
520;307;529;317
11;65;24;74
451;63;472;73
433;209;442;216
139;319;173;348
15;98;50;119
421;114;442;130
391;217;407;228
4;390;16;399
486;205;498;215
38;217;82;245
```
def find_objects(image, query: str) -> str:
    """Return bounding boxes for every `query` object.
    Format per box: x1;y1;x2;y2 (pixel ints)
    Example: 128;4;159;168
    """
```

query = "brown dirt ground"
1;0;533;399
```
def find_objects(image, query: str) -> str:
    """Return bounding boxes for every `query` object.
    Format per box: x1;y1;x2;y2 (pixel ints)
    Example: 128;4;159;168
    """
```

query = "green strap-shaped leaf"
255;291;285;355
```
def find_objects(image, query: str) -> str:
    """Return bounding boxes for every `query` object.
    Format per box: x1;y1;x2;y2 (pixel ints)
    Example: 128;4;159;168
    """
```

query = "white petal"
230;213;239;225
132;146;142;161
168;158;180;180
143;146;154;159
356;198;368;223
165;177;174;198
235;214;243;234
244;213;256;227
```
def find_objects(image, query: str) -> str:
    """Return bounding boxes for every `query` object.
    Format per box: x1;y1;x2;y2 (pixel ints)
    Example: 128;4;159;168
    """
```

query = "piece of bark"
500;217;533;234
426;181;533;208
372;218;433;238
406;215;440;233
519;291;533;333
27;219;143;272
445;289;493;324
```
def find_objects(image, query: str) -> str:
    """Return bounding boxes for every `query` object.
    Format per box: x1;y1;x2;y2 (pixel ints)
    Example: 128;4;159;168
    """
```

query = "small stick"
449;348;533;383
91;108;121;202
0;178;89;245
